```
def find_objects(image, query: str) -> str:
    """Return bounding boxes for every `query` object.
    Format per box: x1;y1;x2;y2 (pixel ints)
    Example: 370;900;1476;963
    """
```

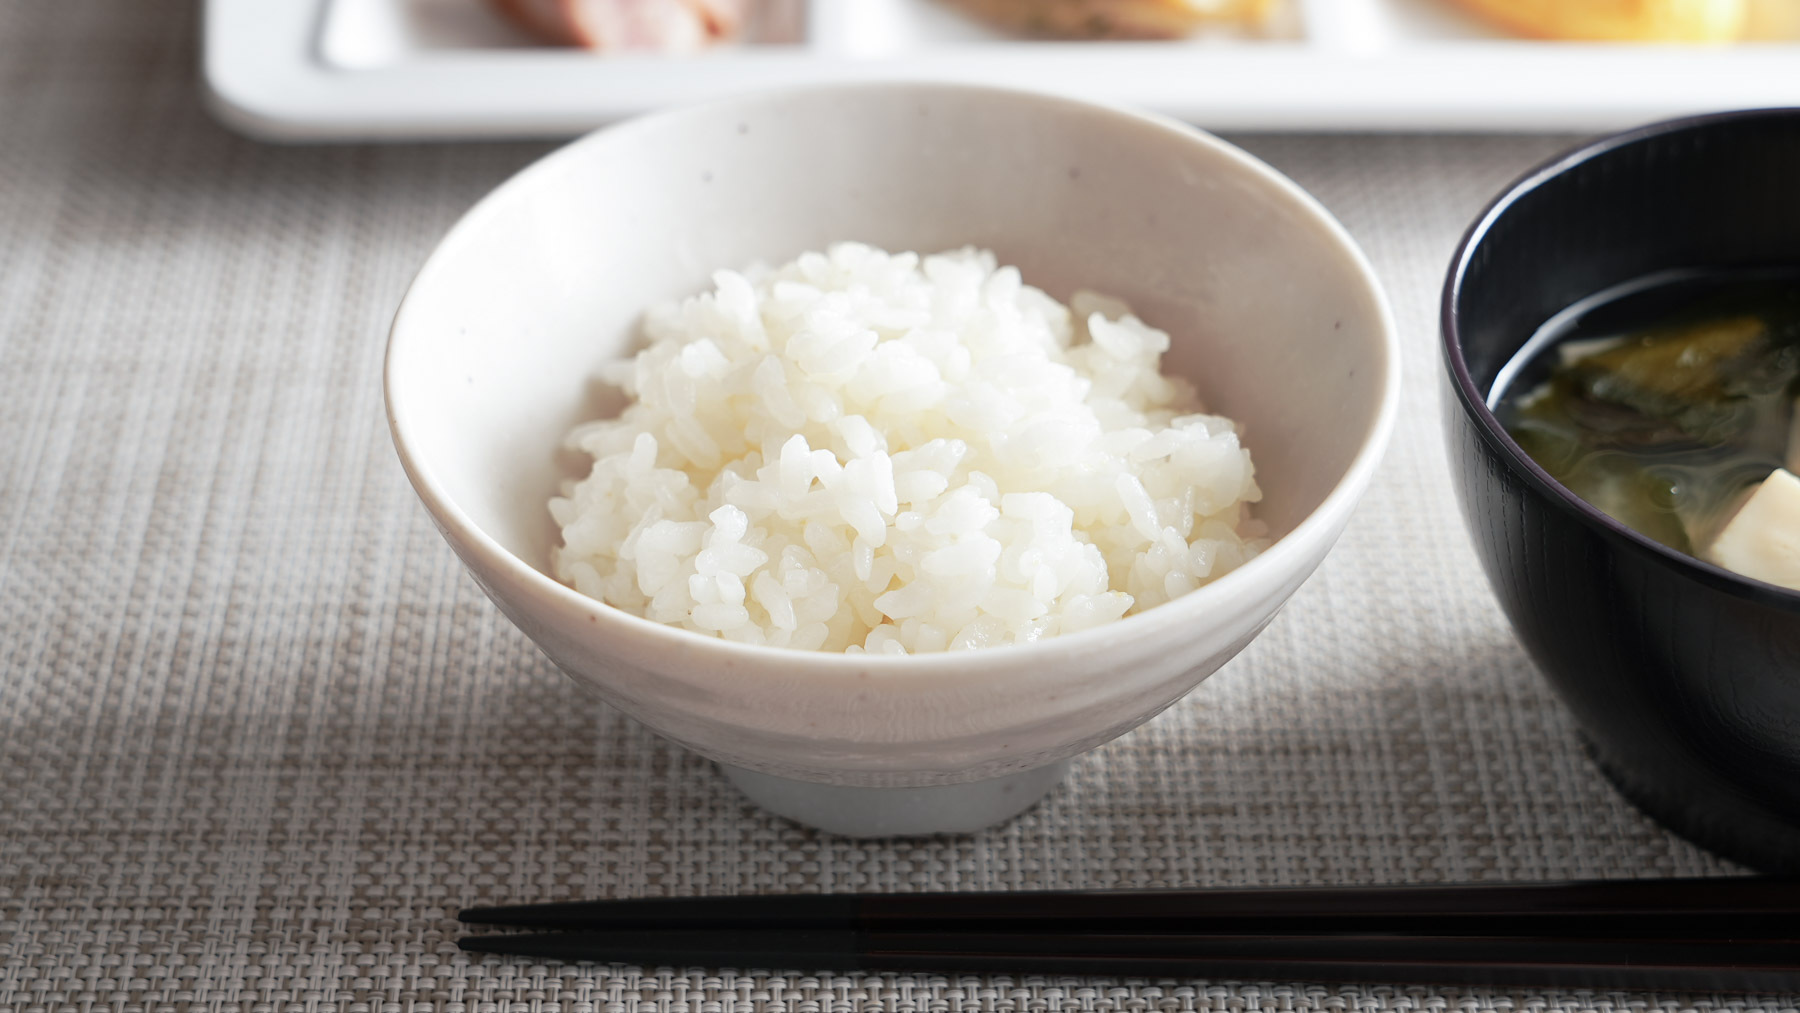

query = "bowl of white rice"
385;83;1399;837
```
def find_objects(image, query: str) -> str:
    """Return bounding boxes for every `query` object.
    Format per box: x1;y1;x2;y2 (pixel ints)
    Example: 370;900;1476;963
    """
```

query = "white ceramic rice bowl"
384;83;1399;836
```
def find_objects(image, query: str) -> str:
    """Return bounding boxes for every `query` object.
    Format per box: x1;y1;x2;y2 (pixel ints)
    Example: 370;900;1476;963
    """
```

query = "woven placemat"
0;3;1781;1011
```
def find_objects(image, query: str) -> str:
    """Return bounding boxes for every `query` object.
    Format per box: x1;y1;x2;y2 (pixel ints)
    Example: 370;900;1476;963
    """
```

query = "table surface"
1;4;1783;1013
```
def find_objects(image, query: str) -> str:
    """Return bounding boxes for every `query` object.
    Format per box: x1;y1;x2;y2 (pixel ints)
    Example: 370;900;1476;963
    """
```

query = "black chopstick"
460;877;1799;933
456;879;1800;990
456;929;1800;991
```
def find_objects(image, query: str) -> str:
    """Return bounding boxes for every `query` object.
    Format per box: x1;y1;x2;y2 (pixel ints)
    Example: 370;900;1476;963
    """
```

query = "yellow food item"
1745;0;1800;38
1705;468;1800;591
1448;0;1749;40
947;0;1278;39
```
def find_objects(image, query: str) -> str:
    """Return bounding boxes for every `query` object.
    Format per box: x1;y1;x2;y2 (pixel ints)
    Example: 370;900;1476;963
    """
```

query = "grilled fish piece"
945;0;1277;39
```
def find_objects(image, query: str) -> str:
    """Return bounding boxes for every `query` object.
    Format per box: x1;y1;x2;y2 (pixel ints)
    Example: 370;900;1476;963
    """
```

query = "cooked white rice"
549;243;1266;654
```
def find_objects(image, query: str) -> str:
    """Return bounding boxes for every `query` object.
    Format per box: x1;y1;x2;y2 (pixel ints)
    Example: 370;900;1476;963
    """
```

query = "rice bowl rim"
384;80;1401;674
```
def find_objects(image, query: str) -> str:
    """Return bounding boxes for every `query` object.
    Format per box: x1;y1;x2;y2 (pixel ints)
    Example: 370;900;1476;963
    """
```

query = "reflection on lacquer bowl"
385;83;1399;837
1443;108;1800;873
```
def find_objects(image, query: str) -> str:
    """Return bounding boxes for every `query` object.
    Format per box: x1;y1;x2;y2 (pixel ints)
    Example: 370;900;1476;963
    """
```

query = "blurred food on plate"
943;0;1277;38
487;0;747;49
1743;0;1800;37
1446;0;1799;41
484;0;1796;49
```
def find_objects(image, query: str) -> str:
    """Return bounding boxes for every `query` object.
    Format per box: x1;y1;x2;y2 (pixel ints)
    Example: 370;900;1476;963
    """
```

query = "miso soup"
1491;268;1800;561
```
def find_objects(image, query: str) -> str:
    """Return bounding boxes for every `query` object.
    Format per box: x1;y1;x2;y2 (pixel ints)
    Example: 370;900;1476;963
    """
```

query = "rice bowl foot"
720;759;1072;837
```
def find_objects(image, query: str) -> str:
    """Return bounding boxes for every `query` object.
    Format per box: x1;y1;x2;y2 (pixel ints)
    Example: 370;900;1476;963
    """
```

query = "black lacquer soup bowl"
1442;109;1800;873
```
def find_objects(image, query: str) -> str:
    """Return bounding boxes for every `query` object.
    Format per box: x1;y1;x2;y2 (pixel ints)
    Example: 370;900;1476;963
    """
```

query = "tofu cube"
1705;468;1800;592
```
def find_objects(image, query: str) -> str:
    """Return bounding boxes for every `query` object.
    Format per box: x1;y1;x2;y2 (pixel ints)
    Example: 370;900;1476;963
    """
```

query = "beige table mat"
1;3;1783;1011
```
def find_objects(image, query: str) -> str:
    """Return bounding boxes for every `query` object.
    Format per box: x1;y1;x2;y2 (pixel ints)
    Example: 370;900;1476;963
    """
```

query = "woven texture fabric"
0;4;1785;1012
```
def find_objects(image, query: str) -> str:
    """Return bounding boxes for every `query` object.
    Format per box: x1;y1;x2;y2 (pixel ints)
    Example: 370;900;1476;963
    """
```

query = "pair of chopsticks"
459;877;1800;990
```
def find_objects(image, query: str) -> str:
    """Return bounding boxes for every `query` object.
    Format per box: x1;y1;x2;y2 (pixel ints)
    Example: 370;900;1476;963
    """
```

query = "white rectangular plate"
204;0;1800;140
